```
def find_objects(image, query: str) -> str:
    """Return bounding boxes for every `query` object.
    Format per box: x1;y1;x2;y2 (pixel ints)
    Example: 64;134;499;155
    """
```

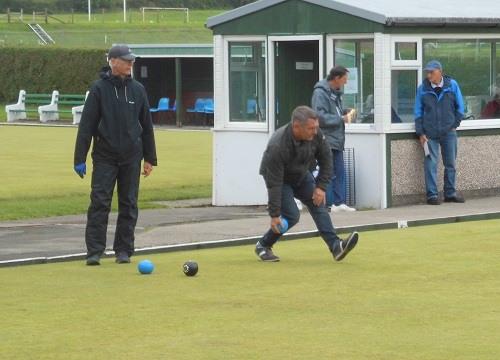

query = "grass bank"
0;9;225;45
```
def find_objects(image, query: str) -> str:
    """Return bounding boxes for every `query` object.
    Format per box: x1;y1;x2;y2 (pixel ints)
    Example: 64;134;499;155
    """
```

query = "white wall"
212;130;387;208
211;34;270;206
212;130;269;205
345;132;386;210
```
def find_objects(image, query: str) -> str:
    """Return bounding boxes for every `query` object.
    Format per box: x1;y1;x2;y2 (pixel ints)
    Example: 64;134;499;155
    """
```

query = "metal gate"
344;148;356;207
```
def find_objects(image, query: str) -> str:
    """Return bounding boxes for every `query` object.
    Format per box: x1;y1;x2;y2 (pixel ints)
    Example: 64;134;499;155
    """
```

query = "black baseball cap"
107;44;138;61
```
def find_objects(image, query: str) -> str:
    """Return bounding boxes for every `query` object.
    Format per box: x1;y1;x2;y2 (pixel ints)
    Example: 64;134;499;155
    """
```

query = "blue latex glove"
74;163;86;178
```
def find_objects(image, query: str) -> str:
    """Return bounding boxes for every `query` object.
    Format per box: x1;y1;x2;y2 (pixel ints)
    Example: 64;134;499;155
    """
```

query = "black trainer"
255;242;280;262
427;197;441;205
444;196;465;203
115;252;131;264
332;232;359;261
86;255;100;266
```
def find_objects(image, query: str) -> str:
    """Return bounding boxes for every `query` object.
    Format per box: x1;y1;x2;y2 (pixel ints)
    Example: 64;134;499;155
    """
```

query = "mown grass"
1;221;499;359
0;125;212;220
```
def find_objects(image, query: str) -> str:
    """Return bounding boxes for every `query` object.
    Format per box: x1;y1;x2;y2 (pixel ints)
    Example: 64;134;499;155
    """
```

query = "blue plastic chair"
247;99;257;115
204;98;214;114
239;99;257;118
204;98;214;126
187;98;207;125
165;100;177;124
150;98;170;125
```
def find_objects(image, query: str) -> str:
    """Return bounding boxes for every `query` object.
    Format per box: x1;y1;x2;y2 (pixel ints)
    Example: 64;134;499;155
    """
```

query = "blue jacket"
311;79;346;151
414;75;464;138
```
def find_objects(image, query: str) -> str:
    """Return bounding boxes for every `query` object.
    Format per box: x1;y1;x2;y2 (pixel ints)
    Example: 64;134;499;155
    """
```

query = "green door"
274;40;320;129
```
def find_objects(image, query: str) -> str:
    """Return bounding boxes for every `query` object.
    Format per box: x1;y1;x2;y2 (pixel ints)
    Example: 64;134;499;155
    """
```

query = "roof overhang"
127;44;213;58
386;17;500;27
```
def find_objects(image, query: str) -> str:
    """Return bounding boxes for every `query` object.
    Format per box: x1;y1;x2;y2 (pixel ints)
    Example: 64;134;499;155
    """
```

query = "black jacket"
259;123;333;217
74;67;157;166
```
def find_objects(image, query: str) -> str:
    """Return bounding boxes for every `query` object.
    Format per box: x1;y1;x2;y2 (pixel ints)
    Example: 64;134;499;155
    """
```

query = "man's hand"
347;109;356;123
270;216;285;234
74;163;86;179
312;188;326;206
141;161;153;178
343;108;356;123
419;134;428;147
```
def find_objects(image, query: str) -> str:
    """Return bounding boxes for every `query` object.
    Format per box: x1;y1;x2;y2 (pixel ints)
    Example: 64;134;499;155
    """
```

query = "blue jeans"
259;173;341;251
325;149;345;207
424;131;458;200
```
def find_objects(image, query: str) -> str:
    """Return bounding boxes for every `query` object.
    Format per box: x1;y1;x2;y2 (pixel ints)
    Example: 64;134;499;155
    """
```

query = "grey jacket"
259;123;333;217
311;79;346;151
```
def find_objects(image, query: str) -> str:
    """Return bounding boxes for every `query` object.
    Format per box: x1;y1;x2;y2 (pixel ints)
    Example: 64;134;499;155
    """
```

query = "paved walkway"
1;196;499;267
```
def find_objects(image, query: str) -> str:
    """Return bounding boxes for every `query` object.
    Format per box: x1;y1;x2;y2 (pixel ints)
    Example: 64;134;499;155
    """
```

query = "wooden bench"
39;92;88;123
5;90;57;122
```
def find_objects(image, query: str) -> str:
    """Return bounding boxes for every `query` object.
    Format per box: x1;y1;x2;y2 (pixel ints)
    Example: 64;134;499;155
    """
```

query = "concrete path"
1;196;499;266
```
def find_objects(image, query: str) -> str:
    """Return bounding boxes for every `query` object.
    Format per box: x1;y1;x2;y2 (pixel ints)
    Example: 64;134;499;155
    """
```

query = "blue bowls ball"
138;260;154;274
277;217;289;233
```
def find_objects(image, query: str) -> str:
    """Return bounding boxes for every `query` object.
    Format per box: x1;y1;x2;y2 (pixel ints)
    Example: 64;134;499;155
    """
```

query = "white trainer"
331;204;356;211
294;198;303;211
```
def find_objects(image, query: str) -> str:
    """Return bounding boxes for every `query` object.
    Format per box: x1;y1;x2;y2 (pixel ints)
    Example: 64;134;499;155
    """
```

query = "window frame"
391;36;422;68
390;34;500;129
223;35;268;131
326;34;375;130
419;34;500;124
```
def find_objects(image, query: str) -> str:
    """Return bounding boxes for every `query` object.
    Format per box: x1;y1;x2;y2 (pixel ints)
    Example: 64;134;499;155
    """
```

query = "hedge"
0;46;106;102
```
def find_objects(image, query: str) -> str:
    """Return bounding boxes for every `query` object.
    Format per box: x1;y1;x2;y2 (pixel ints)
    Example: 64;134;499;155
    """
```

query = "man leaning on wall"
414;60;465;206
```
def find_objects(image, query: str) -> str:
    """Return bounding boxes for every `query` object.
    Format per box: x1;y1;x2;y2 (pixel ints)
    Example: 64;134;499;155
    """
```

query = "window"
332;38;374;123
392;70;418;123
391;38;421;67
423;39;499;120
395;42;418;61
228;41;266;123
389;37;421;123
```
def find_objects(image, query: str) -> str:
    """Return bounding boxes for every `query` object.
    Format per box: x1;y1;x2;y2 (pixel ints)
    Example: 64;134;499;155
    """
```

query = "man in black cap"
414;60;465;205
74;44;157;266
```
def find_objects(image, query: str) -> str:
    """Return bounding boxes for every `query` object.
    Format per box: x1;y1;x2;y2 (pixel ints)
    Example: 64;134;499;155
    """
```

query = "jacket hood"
314;78;344;96
99;66;132;87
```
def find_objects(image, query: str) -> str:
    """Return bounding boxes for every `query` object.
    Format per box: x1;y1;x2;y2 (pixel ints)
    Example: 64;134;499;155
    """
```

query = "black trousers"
85;161;141;259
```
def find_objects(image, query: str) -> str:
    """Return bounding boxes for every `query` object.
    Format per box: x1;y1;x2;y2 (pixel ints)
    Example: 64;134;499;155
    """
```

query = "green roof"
207;0;500;29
